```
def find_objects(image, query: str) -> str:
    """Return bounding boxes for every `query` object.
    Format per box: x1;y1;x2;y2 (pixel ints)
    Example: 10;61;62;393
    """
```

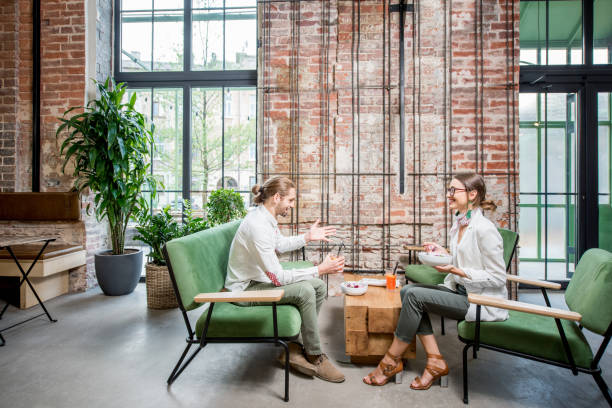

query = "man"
225;176;345;383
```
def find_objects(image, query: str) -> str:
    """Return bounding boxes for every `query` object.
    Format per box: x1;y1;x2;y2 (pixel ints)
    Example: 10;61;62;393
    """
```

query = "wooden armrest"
506;274;561;290
467;293;582;322
194;289;284;303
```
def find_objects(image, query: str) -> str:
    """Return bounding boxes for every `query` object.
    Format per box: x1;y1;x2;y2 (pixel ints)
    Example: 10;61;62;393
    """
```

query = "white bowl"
341;281;368;296
417;252;453;267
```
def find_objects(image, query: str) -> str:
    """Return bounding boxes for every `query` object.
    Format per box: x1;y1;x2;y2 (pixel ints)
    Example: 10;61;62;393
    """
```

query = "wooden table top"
343;273;402;309
0;237;56;249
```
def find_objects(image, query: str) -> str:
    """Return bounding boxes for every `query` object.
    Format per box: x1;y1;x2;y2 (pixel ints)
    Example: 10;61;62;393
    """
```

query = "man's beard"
279;207;290;217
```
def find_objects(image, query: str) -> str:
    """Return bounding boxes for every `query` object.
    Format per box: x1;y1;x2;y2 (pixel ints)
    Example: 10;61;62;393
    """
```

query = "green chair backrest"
165;220;241;311
599;204;612;253
565;248;612;336
497;228;519;271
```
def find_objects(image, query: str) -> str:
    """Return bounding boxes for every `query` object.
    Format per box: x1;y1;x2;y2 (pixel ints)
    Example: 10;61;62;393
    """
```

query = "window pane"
193;0;224;8
519;206;538;259
599;93;610;120
155;0;183;9
520;49;537;66
519;0;582;66
225;8;257;70
519;127;538;193
546;207;566;259
223;88;256;192
121;12;152;71
191;88;223;205
545;128;567;194
153;11;184;71
152;88;183;193
544;93;566;122
192;10;224;70
122;0;152;11
594;0;612;64
519;93;538;122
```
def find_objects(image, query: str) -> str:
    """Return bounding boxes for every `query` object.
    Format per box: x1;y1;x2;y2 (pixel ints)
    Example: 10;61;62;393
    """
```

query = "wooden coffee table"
344;273;416;364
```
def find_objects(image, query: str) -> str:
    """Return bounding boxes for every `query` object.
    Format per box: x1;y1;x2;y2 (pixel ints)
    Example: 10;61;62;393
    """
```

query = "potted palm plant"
57;78;158;296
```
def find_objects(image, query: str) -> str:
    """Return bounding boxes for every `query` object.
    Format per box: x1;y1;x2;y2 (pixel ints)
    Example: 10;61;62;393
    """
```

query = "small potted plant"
57;78;158;296
206;188;247;227
134;201;207;309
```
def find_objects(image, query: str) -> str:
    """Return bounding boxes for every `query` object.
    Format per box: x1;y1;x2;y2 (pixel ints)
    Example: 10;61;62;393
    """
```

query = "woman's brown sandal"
363;351;404;386
410;353;449;390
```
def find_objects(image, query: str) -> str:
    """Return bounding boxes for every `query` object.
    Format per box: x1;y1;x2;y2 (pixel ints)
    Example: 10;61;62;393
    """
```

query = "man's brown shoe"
307;354;346;383
277;343;317;377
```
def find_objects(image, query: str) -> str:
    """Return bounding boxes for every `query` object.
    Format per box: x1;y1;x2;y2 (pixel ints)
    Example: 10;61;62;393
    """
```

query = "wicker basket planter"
145;263;178;309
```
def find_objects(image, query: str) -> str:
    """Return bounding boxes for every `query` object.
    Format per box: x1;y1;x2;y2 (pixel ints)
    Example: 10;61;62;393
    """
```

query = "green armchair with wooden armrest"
458;248;612;406
162;220;307;402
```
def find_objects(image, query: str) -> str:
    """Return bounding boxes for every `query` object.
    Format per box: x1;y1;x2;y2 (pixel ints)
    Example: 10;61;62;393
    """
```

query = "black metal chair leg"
0;332;4;347
279;340;290;402
463;344;471;404
593;372;612;407
440;316;445;335
167;343;203;385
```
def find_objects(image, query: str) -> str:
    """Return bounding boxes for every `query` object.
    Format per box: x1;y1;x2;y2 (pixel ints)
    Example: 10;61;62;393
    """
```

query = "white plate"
341;281;368;295
360;278;386;287
417;252;453;267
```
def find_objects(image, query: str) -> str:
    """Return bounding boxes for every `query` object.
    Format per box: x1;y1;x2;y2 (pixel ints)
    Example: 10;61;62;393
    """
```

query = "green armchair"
163;220;309;402
404;228;519;335
458;248;612;405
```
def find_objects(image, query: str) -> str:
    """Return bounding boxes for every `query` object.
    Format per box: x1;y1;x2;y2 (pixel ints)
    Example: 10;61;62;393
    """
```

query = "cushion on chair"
165;220;241;311
404;264;447;286
458;310;593;369
195;302;302;339
565;248;612;336
280;261;314;269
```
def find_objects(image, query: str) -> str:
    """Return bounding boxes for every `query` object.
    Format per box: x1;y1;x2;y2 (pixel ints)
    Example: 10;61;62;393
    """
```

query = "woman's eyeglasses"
447;187;467;196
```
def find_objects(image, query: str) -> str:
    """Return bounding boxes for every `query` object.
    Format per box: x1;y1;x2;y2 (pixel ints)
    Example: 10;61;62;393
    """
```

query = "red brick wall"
261;0;519;293
0;0;108;291
0;1;19;192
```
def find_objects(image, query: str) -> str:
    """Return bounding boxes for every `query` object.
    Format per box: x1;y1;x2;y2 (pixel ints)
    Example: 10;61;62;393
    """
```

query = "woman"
363;172;508;389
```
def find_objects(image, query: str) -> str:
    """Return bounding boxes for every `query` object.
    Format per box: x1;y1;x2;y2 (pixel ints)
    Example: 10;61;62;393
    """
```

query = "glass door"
598;92;612;252
519;92;578;281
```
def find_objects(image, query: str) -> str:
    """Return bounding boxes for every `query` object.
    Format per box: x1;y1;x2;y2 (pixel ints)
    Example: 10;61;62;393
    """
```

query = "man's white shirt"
224;205;319;292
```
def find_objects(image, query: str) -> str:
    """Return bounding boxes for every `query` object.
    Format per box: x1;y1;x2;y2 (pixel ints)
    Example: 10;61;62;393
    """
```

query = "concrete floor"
0;285;609;408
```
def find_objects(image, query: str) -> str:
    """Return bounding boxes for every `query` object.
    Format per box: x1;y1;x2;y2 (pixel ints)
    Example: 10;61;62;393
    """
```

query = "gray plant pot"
95;249;143;296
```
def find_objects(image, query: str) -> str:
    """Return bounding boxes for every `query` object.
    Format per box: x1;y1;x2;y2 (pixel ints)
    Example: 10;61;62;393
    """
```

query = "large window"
115;0;257;216
519;0;612;281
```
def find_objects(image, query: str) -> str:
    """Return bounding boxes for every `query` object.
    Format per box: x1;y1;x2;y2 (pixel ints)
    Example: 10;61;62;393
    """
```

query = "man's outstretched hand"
305;219;336;243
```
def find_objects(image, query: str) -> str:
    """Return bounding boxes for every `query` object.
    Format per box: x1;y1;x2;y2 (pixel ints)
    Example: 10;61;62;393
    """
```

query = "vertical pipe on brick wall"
479;0;485;174
511;0;518;234
417;0;422;245
387;0;392;268
443;0;449;248
474;0;479;174
32;0;41;192
356;0;361;270
382;0;386;270
411;1;417;245
399;0;406;195
350;0;356;270
295;1;302;239
449;0;453;180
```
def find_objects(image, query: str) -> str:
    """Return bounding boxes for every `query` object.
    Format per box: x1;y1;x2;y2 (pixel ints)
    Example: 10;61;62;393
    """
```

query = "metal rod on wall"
33;0;41;192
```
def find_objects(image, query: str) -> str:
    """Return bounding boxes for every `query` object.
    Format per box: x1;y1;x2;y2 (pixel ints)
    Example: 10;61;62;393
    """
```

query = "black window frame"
519;0;612;271
113;0;258;209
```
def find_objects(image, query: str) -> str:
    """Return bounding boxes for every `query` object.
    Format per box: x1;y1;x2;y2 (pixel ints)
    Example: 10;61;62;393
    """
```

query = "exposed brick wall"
261;0;520;295
0;1;18;192
0;0;110;291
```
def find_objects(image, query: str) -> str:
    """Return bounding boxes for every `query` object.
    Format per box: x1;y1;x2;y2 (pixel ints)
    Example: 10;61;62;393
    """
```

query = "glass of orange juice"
385;274;396;289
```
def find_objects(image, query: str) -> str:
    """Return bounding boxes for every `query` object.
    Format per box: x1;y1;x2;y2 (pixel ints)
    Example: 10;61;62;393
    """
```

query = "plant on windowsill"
134;200;207;309
56;78;159;296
